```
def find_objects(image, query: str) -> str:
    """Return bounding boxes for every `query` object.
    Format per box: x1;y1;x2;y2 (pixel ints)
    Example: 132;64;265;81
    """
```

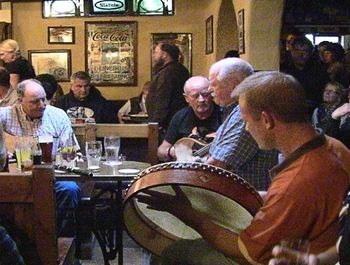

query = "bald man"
158;76;222;161
0;79;80;236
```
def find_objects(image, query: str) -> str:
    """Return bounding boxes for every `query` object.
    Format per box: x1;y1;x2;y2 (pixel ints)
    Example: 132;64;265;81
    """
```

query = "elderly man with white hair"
206;58;278;191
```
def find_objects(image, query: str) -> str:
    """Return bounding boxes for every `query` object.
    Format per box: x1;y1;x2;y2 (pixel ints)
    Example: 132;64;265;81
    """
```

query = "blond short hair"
0;39;20;54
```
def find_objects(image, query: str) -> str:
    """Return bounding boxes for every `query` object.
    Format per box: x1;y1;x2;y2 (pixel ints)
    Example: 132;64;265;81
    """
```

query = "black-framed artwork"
85;21;137;86
238;9;245;54
48;26;75;44
205;15;213;54
28;49;72;81
151;33;192;75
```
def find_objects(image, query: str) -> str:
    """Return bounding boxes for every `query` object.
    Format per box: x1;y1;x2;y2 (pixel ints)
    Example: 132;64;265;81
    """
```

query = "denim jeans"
55;181;80;237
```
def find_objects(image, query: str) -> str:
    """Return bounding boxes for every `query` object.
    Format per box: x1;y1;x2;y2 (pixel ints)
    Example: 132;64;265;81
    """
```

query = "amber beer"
38;135;53;163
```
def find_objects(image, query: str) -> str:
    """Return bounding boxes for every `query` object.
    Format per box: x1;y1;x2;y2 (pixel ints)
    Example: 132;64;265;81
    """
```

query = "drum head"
123;162;263;256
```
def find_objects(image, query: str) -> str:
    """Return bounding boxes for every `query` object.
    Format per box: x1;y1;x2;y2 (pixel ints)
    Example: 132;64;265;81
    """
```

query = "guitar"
174;137;212;162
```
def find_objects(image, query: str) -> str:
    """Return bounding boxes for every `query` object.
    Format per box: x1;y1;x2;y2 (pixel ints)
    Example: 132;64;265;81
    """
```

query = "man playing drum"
137;72;350;265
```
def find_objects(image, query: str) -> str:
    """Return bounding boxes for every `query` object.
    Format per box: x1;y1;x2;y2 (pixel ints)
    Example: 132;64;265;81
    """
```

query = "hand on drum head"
269;246;318;265
135;185;192;217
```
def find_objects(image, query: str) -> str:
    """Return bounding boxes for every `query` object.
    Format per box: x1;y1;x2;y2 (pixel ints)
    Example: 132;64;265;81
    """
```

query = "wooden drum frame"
123;162;263;256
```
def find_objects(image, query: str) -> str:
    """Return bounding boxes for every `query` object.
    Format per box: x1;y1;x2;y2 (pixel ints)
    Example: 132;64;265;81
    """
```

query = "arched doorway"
216;0;238;60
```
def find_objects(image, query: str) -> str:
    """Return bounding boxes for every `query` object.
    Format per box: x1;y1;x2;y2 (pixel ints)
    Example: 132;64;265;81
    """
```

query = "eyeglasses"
185;91;212;99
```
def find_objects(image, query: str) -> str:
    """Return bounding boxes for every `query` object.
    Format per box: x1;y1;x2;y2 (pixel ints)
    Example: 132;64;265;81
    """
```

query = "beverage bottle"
33;136;42;165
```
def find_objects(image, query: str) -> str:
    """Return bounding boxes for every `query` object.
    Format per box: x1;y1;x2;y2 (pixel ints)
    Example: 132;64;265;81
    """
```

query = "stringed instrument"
174;137;212;162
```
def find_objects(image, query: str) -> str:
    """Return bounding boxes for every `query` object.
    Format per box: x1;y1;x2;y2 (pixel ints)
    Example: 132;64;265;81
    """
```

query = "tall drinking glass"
59;133;77;168
85;141;102;171
15;136;34;171
104;136;120;165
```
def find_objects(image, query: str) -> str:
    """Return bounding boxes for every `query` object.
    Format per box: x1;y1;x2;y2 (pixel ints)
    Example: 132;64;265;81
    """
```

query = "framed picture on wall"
205;15;213;54
151;33;192;76
48;26;75;44
238;9;245;54
85;21;137;86
28;49;71;82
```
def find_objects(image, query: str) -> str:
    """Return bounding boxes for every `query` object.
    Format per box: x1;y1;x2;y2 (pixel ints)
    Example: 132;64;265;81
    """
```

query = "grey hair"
17;79;43;99
183;76;210;94
210;58;254;87
70;71;91;83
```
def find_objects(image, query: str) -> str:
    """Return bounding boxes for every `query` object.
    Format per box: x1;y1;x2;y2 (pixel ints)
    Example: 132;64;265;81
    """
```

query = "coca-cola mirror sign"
85;21;137;86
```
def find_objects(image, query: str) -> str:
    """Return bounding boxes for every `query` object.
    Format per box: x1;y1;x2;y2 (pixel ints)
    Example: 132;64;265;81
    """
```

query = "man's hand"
136;185;193;219
269;246;319;265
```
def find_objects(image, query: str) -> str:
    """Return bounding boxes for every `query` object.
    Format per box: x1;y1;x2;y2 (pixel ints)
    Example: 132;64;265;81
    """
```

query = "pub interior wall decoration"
28;49;72;82
85;21;137;86
205;15;213;55
238;9;245;54
151;33;192;76
48;26;75;44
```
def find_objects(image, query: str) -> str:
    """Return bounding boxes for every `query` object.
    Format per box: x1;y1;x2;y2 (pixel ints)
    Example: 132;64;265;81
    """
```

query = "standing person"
157;76;221;162
146;42;190;139
0;39;35;89
206;58;278;191
323;42;349;88
55;71;117;123
139;72;350;265
312;81;344;138
0;67;17;107
280;36;329;114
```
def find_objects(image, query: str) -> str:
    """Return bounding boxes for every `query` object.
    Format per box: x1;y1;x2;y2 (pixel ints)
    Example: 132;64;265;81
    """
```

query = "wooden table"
56;160;151;265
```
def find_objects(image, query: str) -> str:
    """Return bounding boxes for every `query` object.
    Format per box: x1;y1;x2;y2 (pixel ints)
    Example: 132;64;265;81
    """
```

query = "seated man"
55;71;117;123
139;72;350;265
157;76;221;162
0;67;18;107
0;79;80;236
207;58;278;191
118;81;150;123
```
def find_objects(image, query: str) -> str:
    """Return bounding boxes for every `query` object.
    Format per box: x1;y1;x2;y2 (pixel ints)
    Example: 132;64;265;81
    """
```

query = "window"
43;0;84;18
133;0;173;15
42;0;174;17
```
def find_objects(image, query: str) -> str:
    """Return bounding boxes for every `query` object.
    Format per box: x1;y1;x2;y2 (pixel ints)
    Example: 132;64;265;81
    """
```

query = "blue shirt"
209;104;278;190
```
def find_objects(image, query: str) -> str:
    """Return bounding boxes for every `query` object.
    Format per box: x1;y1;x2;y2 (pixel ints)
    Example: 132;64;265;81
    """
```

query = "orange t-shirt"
238;135;350;265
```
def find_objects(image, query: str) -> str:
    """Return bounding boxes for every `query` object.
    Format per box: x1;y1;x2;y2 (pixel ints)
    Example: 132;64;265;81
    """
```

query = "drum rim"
123;162;263;255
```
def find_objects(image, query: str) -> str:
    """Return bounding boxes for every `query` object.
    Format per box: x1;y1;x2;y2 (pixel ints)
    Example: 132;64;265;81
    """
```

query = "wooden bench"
0;165;75;265
73;122;159;165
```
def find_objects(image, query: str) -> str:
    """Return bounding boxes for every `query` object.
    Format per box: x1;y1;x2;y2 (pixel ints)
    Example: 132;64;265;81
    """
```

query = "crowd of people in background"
280;30;350;149
0;35;350;265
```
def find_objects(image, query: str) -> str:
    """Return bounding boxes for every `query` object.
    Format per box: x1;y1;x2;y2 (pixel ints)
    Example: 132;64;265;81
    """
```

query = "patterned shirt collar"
270;131;326;178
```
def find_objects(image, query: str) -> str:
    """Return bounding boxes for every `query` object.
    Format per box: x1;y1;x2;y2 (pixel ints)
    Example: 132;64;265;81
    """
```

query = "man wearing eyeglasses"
157;76;221;162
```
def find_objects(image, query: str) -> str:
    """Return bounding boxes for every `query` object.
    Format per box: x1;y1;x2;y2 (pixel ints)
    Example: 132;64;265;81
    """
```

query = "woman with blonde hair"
0;39;35;88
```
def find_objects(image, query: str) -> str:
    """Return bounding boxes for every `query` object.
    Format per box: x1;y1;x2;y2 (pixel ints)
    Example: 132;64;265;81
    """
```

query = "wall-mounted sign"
85;21;137;86
88;0;126;15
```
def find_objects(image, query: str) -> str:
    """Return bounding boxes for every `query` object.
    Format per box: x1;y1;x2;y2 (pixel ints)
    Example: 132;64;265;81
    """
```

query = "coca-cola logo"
94;0;124;10
90;31;129;42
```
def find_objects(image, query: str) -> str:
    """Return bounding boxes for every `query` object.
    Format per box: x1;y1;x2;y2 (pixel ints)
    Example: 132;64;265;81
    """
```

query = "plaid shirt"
0;226;25;265
0;104;78;155
209;104;278;190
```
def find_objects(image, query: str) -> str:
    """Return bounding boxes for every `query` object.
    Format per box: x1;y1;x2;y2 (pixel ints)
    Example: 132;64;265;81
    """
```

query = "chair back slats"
72;122;159;165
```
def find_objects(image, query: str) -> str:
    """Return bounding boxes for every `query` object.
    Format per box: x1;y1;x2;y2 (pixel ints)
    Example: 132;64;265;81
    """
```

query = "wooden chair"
73;122;159;165
0;165;75;265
